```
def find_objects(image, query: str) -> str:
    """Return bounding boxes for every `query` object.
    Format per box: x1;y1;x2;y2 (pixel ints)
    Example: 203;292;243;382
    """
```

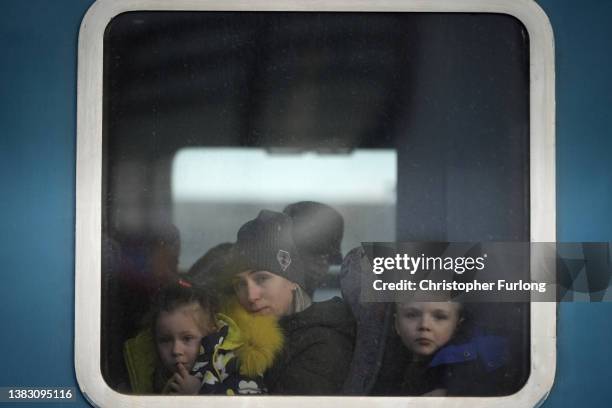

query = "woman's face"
233;270;297;317
394;301;462;360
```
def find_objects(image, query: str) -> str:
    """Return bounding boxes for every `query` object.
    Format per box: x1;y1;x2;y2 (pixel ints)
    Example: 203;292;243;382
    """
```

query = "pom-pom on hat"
230;210;305;288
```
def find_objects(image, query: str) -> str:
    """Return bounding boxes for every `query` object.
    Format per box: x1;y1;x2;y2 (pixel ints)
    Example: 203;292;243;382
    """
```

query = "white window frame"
75;0;556;407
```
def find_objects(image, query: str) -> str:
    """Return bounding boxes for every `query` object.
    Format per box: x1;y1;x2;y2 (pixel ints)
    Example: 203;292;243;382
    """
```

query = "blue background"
0;0;610;406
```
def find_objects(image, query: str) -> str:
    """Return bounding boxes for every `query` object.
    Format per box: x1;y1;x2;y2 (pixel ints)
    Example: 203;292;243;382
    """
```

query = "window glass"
172;147;397;270
100;10;531;397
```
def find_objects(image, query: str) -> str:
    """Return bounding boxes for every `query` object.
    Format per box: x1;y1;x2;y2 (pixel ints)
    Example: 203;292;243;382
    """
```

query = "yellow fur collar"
221;298;284;377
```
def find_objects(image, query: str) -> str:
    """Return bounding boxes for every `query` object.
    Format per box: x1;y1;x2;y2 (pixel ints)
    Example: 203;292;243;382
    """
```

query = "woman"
226;210;355;395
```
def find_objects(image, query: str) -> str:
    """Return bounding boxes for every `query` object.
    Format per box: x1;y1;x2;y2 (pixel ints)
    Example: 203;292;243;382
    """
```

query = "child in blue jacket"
388;301;509;396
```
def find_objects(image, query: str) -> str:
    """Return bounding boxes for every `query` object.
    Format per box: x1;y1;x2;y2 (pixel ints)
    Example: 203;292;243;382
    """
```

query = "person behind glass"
125;280;276;395
390;301;509;396
151;282;219;394
117;224;182;337
283;201;344;297
227;210;355;395
186;242;234;287
105;224;182;389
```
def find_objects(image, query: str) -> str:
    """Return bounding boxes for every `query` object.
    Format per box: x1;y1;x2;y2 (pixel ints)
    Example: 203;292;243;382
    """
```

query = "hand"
165;363;201;395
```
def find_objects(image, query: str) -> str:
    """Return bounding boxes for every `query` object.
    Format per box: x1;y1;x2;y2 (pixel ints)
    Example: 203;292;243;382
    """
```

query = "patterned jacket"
123;299;283;395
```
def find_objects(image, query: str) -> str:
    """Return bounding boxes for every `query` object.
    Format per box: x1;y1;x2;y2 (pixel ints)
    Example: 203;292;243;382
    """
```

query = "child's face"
155;304;214;374
394;302;461;360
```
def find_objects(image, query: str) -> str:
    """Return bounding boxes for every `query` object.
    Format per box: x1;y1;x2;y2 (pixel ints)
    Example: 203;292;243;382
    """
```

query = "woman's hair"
292;285;312;314
149;280;219;335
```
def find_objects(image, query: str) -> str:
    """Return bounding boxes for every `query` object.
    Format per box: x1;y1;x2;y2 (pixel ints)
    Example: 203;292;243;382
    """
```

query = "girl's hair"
150;279;219;335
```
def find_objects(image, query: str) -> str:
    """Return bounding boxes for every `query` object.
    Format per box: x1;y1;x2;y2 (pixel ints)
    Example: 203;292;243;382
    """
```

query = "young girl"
123;279;283;395
391;301;509;396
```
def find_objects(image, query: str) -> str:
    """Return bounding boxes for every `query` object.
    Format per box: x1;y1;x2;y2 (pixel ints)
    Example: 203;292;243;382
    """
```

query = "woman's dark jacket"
265;297;355;395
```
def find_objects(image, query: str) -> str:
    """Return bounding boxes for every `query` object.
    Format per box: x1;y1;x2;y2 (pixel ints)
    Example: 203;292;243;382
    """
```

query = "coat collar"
429;334;508;372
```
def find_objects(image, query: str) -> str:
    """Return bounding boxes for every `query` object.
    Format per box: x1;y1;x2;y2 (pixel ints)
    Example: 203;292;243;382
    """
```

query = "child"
391;301;509;396
124;279;283;395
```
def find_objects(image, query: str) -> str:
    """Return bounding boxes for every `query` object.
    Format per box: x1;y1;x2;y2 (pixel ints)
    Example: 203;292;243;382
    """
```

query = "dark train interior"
100;11;531;395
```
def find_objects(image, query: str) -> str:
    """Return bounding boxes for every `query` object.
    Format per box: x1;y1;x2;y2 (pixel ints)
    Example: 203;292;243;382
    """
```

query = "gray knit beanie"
231;210;305;288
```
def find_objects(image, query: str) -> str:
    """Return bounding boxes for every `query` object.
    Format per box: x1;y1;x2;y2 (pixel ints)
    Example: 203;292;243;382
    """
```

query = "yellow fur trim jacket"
123;299;283;394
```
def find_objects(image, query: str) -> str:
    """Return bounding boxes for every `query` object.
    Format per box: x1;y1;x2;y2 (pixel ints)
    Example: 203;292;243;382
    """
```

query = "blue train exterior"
1;1;611;406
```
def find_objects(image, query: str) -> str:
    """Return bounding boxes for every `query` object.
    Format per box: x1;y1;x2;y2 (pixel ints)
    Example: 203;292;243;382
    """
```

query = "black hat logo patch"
277;250;291;271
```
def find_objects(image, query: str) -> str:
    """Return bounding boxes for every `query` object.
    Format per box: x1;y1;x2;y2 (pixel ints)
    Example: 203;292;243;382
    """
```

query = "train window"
75;1;555;408
171;147;396;274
